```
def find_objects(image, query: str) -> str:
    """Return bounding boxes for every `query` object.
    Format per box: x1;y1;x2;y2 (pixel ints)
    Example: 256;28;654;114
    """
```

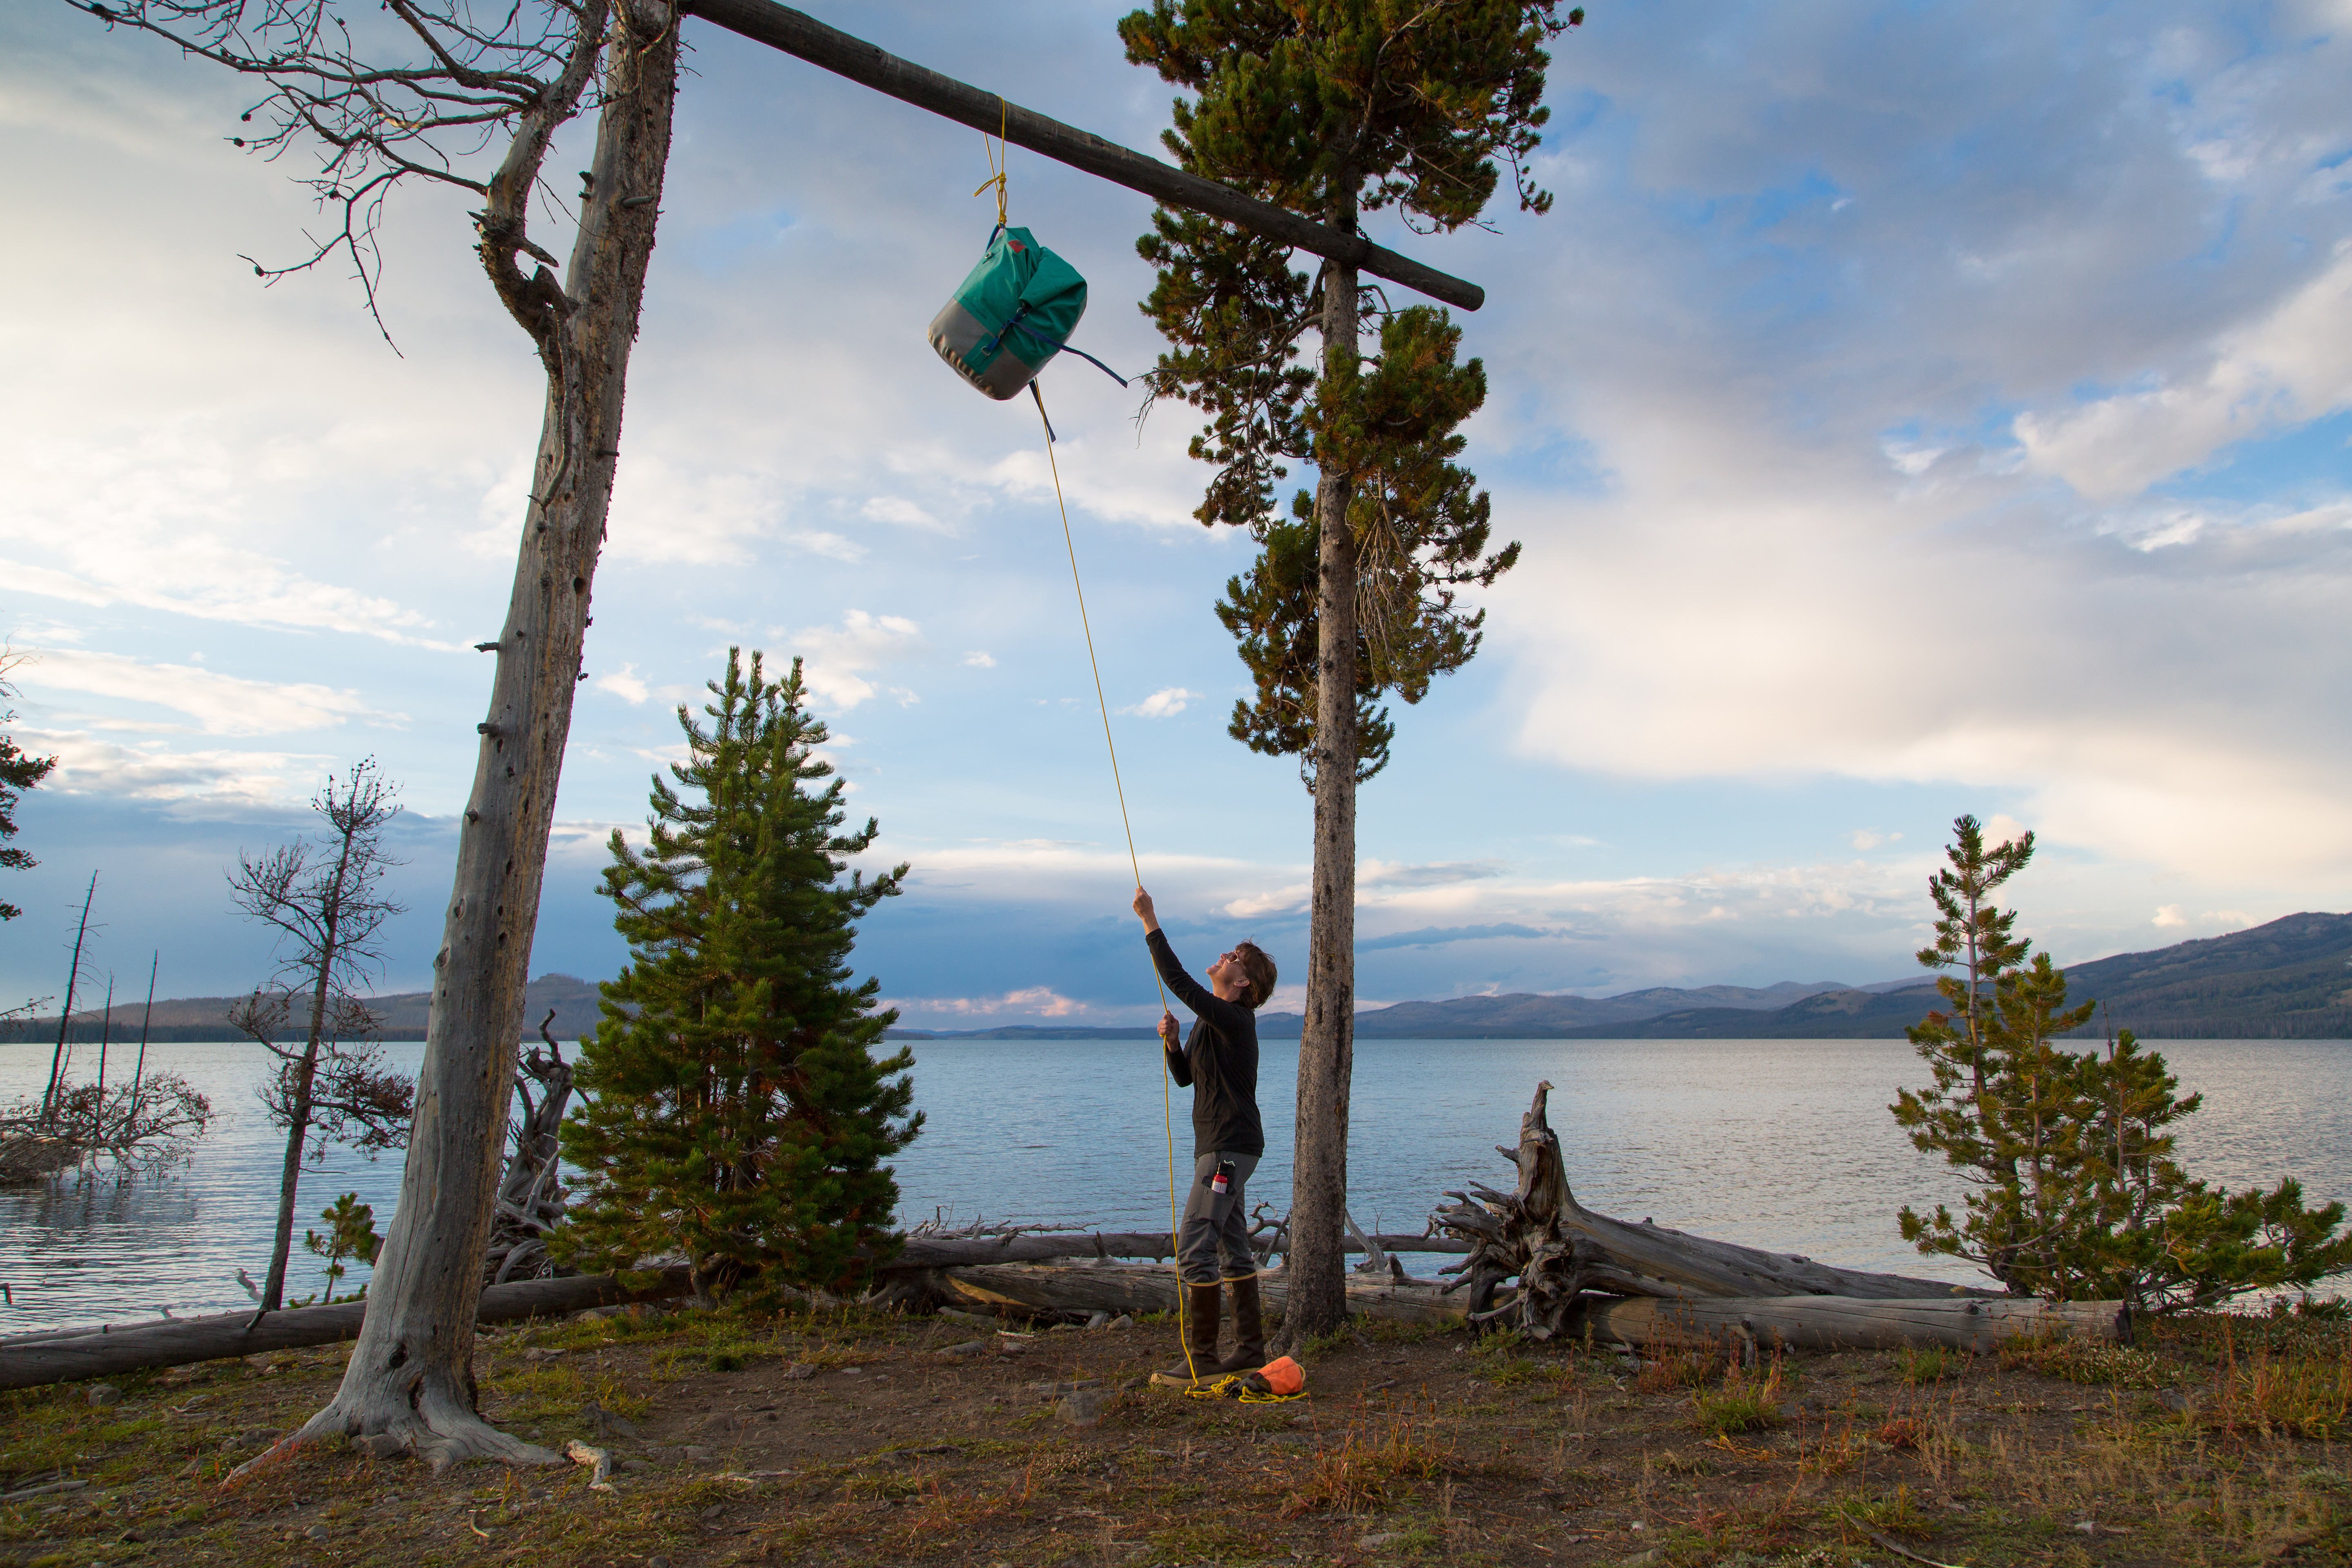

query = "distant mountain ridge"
0;974;608;1044
1247;980;1852;1040
1557;913;2352;1040
11;915;2346;1044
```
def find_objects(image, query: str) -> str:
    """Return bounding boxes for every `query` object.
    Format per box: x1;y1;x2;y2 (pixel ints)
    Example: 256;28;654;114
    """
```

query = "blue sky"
3;0;2348;1028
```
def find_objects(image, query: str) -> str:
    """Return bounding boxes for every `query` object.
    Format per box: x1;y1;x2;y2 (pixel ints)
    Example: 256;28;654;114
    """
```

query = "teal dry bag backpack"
929;225;1125;400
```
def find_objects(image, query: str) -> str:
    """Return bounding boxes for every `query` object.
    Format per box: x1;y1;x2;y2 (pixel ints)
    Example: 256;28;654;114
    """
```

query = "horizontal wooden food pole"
0;1268;693;1390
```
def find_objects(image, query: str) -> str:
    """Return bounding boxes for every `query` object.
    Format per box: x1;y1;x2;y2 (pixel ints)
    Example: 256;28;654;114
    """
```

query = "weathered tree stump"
1437;1081;1988;1338
482;1015;574;1286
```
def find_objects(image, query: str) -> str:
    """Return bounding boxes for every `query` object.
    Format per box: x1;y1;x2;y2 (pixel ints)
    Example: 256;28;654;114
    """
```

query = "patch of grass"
2009;1339;2169;1389
1692;1361;1785;1438
1635;1348;1726;1394
2202;1341;2352;1440
1895;1345;1967;1384
1682;1486;1807;1555
1469;1326;1528;1356
1358;1316;1448;1345
1796;1421;1868;1477
1872;1417;1922;1451
1296;1321;1360;1358
1282;1415;1452;1515
1467;1337;1546;1389
842;1469;922;1501
483;1362;595;1427
1832;1483;1928;1542
1147;1521;1262;1561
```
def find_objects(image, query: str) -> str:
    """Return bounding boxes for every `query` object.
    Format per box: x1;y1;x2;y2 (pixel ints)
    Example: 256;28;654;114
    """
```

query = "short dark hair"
1234;942;1278;1009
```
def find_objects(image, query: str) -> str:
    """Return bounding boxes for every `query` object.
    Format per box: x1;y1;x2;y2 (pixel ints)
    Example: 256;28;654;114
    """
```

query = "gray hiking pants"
1176;1149;1259;1285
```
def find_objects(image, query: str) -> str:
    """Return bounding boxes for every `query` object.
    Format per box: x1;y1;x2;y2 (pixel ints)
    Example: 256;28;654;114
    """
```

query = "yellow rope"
975;96;1009;228
1030;386;1198;1384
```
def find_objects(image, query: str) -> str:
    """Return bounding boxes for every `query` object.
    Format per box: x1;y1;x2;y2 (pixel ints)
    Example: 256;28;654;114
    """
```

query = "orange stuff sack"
1259;1356;1306;1396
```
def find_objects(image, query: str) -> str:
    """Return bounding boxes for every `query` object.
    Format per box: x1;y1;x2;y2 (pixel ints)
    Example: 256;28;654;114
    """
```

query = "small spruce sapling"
300;1192;383;1305
1893;814;2352;1308
555;650;920;1302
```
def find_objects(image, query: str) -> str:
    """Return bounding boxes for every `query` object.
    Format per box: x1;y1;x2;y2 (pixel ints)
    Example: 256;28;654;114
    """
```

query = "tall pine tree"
1121;0;1571;1340
556;650;919;1300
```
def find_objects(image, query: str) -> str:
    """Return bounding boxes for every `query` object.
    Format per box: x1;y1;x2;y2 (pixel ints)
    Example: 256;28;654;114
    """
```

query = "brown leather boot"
1156;1282;1223;1384
1217;1272;1266;1374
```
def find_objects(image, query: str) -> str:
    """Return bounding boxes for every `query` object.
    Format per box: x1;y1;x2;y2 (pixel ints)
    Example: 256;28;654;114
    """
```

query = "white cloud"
1122;686;1198;718
1360;860;1507;887
1982;815;2032;849
1221;883;1310;920
2016;243;2352;501
25;649;397;736
862;495;950;532
961;650;998;668
888;985;1090;1019
2152;904;2186;927
771;610;928;712
594;664;650;705
17;726;323;806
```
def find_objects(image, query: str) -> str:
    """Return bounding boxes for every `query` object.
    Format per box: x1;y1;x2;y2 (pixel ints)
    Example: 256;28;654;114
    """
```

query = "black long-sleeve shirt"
1147;929;1264;1158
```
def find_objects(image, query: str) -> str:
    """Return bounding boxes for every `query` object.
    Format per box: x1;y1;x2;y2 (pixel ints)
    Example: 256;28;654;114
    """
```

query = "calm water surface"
4;1036;2347;1333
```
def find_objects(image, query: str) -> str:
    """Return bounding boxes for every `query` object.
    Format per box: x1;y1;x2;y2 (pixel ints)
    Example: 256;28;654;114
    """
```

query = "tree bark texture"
263;831;355;1310
258;1036;318;1312
298;13;680;1471
1283;198;1364;1348
0;1268;692;1391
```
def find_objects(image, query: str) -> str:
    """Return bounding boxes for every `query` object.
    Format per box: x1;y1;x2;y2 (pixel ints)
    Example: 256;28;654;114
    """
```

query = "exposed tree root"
221;1369;558;1488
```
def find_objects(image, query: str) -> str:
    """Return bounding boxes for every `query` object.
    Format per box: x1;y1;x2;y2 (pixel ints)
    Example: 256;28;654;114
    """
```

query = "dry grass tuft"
1281;1412;1453;1516
1692;1358;1786;1438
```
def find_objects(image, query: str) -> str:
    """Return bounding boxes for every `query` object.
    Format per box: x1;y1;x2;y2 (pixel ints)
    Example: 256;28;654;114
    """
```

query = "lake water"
4;1036;2348;1334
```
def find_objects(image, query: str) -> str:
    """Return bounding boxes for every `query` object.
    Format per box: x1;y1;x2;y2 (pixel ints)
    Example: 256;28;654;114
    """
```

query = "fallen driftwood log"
888;1229;1467;1270
927;1261;1466;1326
1568;1292;2129;1355
909;1261;2123;1356
0;1267;693;1390
1436;1081;1988;1337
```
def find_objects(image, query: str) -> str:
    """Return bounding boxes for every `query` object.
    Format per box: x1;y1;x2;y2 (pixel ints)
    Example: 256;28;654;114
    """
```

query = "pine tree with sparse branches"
556;650;920;1301
1121;0;1572;1343
1894;815;2352;1308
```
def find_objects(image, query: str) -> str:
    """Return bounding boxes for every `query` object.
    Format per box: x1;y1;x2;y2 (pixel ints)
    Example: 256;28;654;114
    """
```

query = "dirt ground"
3;1295;2346;1568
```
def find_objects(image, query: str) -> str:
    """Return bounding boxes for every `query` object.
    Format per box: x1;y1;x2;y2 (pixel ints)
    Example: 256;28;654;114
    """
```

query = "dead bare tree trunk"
283;11;682;1473
485;1017;575;1285
1280;187;1364;1351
